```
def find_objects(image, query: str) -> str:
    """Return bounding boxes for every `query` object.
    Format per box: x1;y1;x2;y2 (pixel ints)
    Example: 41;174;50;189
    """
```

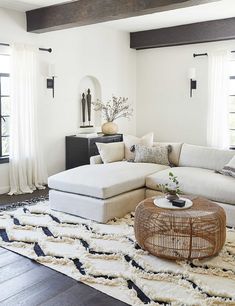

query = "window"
0;54;10;162
228;95;235;149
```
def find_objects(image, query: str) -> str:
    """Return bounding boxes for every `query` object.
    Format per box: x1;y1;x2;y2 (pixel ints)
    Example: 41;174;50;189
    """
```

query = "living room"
0;0;235;305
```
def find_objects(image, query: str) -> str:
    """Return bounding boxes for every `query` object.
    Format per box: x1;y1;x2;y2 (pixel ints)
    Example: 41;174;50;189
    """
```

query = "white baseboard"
0;186;10;195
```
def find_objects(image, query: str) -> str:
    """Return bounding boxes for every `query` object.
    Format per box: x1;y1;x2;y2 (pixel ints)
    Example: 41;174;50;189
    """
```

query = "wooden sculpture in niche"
87;88;92;126
81;93;86;127
80;88;93;128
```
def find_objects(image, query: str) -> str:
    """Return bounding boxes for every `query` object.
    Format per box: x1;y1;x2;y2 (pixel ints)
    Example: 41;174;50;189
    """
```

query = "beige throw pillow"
96;142;125;164
123;133;154;160
153;142;183;166
220;155;235;178
134;144;171;165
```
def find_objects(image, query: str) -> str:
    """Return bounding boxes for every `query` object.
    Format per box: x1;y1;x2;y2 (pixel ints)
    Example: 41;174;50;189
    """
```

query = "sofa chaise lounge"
48;143;235;226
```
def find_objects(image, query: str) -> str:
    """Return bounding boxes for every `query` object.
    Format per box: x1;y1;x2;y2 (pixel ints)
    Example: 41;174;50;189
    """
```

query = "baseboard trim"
0;186;10;195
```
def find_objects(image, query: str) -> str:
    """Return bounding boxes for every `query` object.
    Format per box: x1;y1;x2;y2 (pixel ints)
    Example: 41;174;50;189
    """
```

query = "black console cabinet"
66;134;123;170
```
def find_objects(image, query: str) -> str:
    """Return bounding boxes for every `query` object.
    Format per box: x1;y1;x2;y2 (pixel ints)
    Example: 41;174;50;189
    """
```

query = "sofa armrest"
90;155;103;164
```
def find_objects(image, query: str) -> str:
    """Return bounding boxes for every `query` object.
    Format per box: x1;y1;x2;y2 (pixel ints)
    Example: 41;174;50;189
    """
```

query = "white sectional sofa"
49;161;167;223
48;142;235;226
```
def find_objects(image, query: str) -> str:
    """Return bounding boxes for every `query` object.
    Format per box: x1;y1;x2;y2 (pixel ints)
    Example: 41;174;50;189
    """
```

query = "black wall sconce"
47;77;55;98
189;68;197;98
47;64;56;98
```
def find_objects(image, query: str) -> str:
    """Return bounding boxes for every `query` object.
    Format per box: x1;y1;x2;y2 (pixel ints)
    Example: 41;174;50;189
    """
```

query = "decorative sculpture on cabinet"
87;88;92;127
80;88;93;128
81;93;86;127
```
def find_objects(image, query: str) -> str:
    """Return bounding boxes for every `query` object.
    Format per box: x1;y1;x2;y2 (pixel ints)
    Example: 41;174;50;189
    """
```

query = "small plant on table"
158;172;182;202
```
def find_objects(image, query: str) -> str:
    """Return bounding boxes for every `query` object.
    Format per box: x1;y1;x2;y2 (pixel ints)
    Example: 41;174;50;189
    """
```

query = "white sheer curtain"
9;44;47;195
207;50;230;149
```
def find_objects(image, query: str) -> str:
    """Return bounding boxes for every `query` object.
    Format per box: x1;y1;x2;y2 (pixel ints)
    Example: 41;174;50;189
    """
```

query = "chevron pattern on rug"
0;200;235;306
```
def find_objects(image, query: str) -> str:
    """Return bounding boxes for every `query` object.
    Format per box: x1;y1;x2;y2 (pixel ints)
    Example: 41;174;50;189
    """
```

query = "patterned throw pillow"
220;155;235;178
123;133;154;160
134;144;171;165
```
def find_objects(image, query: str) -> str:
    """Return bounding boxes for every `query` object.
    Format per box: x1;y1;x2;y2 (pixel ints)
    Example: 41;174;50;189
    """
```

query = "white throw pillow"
123;133;154;160
220;155;235;178
96;142;125;164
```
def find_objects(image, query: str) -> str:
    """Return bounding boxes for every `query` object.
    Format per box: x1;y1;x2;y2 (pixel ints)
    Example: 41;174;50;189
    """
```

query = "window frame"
0;72;10;163
228;56;235;150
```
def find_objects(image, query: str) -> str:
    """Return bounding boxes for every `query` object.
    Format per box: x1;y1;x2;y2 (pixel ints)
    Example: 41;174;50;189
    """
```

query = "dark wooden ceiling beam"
130;17;235;50
26;0;218;33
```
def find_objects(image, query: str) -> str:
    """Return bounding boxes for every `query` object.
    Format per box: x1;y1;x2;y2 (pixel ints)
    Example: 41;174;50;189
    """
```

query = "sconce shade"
48;64;56;76
188;68;196;79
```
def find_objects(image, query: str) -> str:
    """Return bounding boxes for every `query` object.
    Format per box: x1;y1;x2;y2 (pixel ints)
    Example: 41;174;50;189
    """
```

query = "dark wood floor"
0;248;127;306
0;188;49;205
0;191;128;306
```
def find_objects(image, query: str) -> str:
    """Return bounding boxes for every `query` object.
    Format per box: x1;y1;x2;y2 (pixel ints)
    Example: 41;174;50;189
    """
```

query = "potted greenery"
158;172;182;202
92;96;133;135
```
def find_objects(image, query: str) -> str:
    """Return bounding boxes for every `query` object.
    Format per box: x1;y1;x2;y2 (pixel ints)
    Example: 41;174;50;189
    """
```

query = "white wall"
0;8;137;193
136;40;235;144
37;25;136;177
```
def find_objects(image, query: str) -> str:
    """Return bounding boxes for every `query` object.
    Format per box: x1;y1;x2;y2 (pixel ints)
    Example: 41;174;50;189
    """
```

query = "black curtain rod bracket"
193;53;208;57
39;47;52;53
194;50;235;57
0;43;52;53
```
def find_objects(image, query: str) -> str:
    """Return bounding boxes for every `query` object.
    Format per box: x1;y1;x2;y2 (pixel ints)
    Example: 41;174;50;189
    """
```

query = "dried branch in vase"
92;96;133;122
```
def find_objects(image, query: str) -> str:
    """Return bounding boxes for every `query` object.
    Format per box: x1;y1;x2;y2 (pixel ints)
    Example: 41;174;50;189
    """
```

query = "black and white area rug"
0;199;235;306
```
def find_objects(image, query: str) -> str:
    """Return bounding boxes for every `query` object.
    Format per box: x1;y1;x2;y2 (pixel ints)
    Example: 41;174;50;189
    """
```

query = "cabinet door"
66;137;89;169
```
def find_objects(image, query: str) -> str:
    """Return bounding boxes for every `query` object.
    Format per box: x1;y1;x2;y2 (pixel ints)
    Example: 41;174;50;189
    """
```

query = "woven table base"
134;196;226;260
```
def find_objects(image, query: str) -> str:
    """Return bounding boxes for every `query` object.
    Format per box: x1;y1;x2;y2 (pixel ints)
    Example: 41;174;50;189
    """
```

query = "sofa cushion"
220;155;235;178
49;161;169;200
146;167;235;205
90;155;103;165
179;144;235;171
153;142;183;166
96;142;124;163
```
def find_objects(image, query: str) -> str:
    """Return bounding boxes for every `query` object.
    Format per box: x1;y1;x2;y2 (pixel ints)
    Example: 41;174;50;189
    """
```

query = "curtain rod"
0;43;52;53
193;50;235;57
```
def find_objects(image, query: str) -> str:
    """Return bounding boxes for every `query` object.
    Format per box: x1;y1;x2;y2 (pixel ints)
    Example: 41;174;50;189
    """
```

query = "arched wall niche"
79;75;102;129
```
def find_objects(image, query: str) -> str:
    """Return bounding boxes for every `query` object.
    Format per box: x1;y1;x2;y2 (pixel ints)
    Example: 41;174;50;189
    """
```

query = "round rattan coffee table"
134;196;226;260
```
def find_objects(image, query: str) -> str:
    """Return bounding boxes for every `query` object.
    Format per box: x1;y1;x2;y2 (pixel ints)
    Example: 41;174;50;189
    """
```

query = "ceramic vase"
102;122;118;135
166;193;179;202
